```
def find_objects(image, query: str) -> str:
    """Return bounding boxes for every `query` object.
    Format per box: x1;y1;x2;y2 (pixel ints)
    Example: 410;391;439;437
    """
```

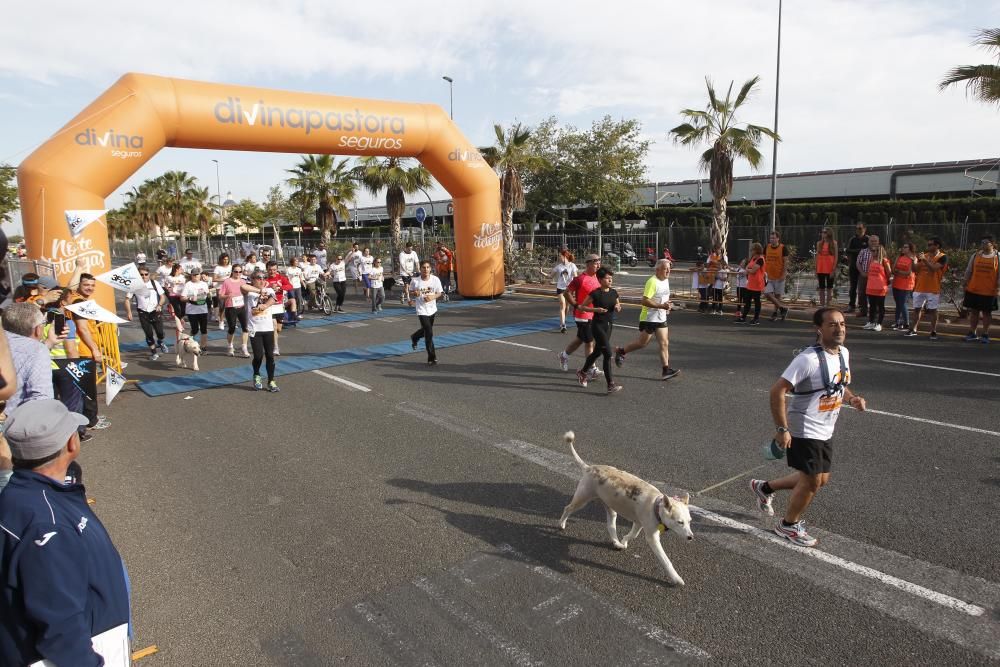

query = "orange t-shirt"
913;251;947;293
891;256;915;291
966;253;999;296
436;249;453;276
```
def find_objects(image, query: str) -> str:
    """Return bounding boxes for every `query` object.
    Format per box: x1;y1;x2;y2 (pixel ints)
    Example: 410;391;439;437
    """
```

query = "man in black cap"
0;399;131;666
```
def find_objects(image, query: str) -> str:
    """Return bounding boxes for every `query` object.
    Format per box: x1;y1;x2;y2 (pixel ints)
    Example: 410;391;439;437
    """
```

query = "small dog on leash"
558;431;694;586
173;316;202;371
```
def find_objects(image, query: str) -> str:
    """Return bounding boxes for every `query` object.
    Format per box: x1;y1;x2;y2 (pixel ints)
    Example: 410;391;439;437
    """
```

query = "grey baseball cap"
189;267;202;275
4;399;88;461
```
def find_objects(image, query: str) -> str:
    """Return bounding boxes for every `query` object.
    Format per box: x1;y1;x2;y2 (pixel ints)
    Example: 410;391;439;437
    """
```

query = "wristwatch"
775;427;789;434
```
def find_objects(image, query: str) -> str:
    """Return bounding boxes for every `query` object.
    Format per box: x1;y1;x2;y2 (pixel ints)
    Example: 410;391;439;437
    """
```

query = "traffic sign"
415;207;427;224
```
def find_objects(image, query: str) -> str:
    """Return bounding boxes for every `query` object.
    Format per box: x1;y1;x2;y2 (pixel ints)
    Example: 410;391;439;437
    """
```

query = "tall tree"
523;117;574;245
565;116;649;255
939;28;1000;106
160;170;199;252
480;123;546;271
0;164;18;224
670;76;778;250
286;154;358;243
227;198;265;242
354;156;432;256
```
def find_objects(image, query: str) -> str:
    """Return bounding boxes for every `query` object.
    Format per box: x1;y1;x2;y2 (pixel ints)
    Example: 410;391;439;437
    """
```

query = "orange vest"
966;252;999;297
816;241;835;274
891;255;915;291
764;244;785;280
866;257;891;296
913;251;946;293
747;256;766;291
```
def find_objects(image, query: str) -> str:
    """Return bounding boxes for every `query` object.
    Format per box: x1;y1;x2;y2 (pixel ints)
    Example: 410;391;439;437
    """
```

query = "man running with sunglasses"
123;267;168;360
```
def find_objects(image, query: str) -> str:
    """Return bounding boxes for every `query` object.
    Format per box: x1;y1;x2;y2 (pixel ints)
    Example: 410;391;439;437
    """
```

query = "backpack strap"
790;344;848;396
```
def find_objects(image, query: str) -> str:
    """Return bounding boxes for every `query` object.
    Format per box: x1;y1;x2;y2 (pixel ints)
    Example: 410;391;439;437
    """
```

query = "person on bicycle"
302;254;324;311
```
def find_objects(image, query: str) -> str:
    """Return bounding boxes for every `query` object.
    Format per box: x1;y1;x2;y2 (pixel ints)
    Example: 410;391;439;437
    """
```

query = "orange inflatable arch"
17;73;504;308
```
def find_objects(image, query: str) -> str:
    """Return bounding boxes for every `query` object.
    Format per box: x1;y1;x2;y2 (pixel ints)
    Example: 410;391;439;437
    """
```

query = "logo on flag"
65;210;107;237
105;368;126;406
65;299;127;324
95;263;140;292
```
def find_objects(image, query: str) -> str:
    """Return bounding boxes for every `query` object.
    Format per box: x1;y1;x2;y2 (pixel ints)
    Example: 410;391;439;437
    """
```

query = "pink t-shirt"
218;277;245;308
569;273;601;321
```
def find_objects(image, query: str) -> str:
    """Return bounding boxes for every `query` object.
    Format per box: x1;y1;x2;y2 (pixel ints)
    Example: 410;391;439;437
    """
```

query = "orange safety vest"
966;252;1000;296
913;251;946;293
866;257;891;296
891;255;915;291
816;241;835;275
747;256;766;291
764;244;786;280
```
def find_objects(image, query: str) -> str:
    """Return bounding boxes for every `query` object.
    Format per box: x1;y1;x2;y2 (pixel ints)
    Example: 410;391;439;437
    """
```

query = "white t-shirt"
370;266;384;286
409;275;443;317
246;288;276;334
398;250;420;277
330;261;347;283
180;258;202;275
714;256;730;289
181;281;211;315
245;261;266;275
166;275;186;297
135;252;147;264
302;263;322;284
735;267;748;289
212;264;232;285
128;279;162;313
359;254;374;276
285;265;304;289
314;248;328;269
551;261;578;290
156;264;172;285
690;269;701;291
345;251;361;278
782;346;852;441
640;276;670;323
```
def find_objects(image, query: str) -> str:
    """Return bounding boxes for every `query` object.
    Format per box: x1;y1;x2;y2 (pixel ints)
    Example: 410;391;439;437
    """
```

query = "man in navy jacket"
0;399;130;666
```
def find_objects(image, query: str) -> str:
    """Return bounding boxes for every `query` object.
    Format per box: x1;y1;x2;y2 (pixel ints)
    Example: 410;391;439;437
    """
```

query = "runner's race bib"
230;295;244;308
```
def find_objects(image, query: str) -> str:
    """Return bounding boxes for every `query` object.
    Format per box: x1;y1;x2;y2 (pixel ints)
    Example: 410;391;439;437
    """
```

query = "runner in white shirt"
164;263;188;339
284;256;305;323
244;252;265;275
314;243;328;270
358;247;374;299
398;242;421;304
750;307;867;548
179;249;202;276
245;271;279;392
301;254;324;311
612;259;679;380
369;258;386;312
344;242;361;293
212;253;234;329
541;250;579;333
123;268;167;360
180;268;211;350
329;254;347;312
408;260;444;365
135;251;147;265
155;257;172;288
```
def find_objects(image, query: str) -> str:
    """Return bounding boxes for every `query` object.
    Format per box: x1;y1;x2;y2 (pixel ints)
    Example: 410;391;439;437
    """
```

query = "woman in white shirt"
358;247;374;299
212;253;233;329
542;250;579;333
165;263;187;321
284;256;305;323
408;260;444;365
180;267;211;350
369;258;386;312
329;254;347;313
245;271;279;392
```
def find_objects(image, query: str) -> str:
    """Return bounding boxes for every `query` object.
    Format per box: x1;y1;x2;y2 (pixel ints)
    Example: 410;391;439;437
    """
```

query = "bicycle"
303;280;334;315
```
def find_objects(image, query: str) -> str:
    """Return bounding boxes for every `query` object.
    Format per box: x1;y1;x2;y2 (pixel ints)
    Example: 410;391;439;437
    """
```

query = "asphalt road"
83;288;1000;665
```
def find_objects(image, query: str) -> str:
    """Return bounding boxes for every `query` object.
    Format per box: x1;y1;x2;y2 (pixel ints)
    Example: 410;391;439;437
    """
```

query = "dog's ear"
681;492;690;506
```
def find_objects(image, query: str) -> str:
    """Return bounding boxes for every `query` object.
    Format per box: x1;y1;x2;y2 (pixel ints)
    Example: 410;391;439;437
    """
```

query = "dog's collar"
655;496;668;533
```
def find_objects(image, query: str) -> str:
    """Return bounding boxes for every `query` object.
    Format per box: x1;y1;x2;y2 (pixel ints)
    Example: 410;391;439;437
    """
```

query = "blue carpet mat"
138;316;559;397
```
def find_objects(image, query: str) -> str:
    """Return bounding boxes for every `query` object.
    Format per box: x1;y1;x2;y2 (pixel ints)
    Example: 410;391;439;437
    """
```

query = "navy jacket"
0;470;129;666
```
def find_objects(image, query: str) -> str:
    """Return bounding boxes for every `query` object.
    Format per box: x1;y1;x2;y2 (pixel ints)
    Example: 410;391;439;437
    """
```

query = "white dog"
558;431;694;586
173;316;202;371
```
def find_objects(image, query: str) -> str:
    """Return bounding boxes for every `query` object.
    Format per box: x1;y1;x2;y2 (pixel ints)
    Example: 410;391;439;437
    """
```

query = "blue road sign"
415;206;427;224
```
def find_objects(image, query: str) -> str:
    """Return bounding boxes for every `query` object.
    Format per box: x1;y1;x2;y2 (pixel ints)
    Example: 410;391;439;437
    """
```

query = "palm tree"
354;156;432;256
160;170;199;253
188;186;217;260
669;76;779;250
480;123;546;270
940;28;1000;106
286;154;358;243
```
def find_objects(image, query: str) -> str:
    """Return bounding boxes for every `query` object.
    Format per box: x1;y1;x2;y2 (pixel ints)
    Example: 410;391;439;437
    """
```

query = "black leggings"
743;289;762;320
168;295;186;318
251;331;276;381
867;294;886;325
225;306;248;334
188;313;208;335
412;314;436;362
583;320;614;386
712;287;723;311
333;281;346;307
137;310;165;348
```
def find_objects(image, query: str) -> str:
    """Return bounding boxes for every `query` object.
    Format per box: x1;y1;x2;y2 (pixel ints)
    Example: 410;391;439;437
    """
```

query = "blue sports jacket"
0;470;130;666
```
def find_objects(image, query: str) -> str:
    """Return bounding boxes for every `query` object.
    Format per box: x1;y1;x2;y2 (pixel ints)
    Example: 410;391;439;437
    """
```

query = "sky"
2;0;999;234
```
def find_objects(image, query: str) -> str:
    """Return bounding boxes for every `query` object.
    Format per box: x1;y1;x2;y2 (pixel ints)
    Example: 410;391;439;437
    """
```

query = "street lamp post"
211;159;224;257
442;76;453;120
417;187;436;246
768;0;782;233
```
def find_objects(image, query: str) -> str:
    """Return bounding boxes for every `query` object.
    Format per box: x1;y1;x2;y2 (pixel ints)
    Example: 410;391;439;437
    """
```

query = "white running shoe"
873;324;882;332
750;479;774;516
218;320;225;331
274;346;281;356
862;322;875;330
558;351;569;371
227;346;235;357
774;520;817;547
240;348;250;358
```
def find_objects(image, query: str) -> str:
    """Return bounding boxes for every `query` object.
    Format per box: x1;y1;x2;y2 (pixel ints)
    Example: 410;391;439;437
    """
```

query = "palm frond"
938;64;1000;104
733;75;761;109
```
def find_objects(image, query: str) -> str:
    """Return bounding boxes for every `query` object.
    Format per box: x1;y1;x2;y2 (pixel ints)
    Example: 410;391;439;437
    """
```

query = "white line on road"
857;407;1000;437
489;339;550;352
312;370;371;392
869;357;1000;378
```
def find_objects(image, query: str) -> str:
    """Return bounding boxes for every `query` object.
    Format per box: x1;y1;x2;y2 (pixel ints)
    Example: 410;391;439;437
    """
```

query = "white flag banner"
105;367;126;406
65;210;107;237
65;299;127;324
95;263;141;292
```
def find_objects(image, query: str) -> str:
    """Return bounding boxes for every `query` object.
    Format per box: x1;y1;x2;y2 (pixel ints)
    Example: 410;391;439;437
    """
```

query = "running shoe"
227;346;235;357
79;433;94;443
929;332;939;341
614;347;626;367
774;520;817;547
158;343;169;354
240;348;250;358
92;416;110;430
770;311;779;322
253;375;263;391
734;317;746;324
903;329;918;337
964;333;978;342
587;367;600;382
560;325;567;333
575;369;589;387
661;367;680;381
873;324;882;332
558;351;570;371
150;353;160;362
750;479;774;516
273;346;281;356
982;335;990;344
268;381;280;393
606;383;623;394
411;337;418;351
780;307;789;321
748;319;760;326
427;359;438;366
218;320;225;331
862;322;875;330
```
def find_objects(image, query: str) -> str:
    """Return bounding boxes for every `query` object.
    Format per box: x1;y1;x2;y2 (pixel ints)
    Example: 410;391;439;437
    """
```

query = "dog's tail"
565;431;587;469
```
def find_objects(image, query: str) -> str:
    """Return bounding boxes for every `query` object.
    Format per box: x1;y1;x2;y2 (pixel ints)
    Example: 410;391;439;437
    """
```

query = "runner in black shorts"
786;437;833;475
557;254;601;372
575;267;622;393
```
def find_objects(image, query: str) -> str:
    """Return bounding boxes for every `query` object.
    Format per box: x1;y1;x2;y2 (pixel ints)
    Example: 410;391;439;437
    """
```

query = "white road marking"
869;357;1000;378
396;400;998;654
312;370;371;392
850;406;1000;437
489;339;550;352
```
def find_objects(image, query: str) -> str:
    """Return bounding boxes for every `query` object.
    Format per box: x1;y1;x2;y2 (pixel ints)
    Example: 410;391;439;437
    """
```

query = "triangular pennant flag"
65;210;107;237
65;299;127;324
95;263;141;292
105;367;126;406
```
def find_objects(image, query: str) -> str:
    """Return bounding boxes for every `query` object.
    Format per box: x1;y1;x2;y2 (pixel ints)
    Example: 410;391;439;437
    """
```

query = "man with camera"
124;266;169;360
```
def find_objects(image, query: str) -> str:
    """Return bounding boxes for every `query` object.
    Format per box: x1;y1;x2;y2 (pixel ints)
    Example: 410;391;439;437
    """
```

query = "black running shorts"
639;320;667;334
787;436;833;475
575;321;593;343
